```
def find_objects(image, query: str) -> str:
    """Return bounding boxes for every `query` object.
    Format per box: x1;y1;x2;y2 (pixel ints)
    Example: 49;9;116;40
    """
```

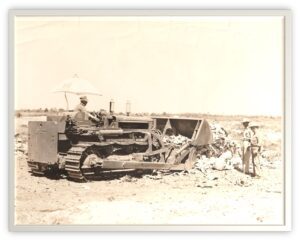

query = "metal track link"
64;145;87;181
65;144;106;182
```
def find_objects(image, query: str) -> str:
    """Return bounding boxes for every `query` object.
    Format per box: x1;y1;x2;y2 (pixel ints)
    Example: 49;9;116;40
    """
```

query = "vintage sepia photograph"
10;10;291;230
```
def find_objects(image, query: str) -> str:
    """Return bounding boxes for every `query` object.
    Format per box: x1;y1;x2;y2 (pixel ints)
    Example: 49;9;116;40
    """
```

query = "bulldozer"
27;105;213;182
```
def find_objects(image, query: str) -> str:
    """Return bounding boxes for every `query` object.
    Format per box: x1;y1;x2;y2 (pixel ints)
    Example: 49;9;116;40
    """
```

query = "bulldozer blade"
153;117;213;147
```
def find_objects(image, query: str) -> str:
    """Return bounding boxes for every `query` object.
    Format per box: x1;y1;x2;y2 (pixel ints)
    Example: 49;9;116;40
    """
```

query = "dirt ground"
14;115;284;225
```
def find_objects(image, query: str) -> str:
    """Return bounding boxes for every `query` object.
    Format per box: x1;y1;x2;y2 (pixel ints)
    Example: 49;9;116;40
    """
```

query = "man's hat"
241;118;250;124
80;96;88;102
249;122;259;128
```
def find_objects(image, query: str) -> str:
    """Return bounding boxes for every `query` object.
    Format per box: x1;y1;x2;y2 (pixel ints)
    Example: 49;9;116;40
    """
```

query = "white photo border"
8;9;292;232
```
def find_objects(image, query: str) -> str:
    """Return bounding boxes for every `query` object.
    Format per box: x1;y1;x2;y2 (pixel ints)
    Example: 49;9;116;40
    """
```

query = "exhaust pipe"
109;99;115;114
126;100;131;116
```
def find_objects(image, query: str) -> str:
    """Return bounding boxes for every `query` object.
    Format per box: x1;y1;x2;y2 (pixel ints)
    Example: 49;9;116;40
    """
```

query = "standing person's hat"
249;122;259;128
242;118;250;124
80;96;88;102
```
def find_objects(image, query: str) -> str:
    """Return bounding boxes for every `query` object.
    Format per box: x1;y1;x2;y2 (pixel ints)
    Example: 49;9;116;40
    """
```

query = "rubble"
143;174;163;180
194;153;242;173
209;123;239;157
15;138;27;155
159;123;246;182
162;134;190;146
118;175;138;183
210;123;228;141
191;123;244;175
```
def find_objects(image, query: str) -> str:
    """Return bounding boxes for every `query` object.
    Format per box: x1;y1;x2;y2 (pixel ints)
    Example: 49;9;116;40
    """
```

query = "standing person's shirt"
250;131;261;154
243;128;252;150
243;128;252;141
250;133;260;146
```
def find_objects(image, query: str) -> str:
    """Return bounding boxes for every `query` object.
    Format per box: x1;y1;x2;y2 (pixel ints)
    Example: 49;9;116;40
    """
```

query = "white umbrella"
52;74;102;110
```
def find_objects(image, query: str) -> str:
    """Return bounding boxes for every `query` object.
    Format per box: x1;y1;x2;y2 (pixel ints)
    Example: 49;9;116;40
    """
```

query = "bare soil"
14;115;284;225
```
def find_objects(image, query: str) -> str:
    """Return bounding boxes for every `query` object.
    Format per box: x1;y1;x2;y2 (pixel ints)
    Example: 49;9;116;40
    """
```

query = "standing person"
74;96;99;122
241;119;252;174
249;122;262;178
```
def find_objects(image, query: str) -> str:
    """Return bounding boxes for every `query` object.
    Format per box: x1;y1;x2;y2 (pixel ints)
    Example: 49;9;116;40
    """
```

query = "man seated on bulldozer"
74;96;99;122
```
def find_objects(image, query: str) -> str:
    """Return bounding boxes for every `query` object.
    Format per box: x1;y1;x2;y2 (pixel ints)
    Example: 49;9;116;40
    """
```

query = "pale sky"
14;16;284;116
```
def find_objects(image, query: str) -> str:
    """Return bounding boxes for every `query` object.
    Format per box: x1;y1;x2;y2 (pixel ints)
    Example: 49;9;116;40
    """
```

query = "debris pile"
194;152;242;173
209;123;238;157
15;133;27;155
118;175;138;183
162;134;190;146
161;123;242;175
210;123;228;141
190;123;242;174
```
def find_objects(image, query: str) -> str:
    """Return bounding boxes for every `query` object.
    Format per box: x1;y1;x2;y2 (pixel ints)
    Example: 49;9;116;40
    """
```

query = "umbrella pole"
64;92;69;111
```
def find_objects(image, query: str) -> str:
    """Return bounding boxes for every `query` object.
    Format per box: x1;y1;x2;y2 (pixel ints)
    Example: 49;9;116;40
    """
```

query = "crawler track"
64;145;87;181
64;142;150;182
64;143;103;182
